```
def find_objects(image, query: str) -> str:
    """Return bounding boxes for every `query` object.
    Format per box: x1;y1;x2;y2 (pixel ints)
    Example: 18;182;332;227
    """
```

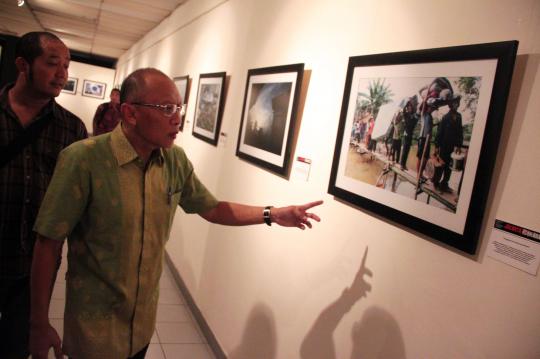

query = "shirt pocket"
161;186;182;242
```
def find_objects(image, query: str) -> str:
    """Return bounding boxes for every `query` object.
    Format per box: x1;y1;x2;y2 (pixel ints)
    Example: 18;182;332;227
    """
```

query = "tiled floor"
48;257;216;359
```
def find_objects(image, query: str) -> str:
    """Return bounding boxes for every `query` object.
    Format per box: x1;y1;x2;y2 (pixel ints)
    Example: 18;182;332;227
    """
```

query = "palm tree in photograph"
356;78;394;119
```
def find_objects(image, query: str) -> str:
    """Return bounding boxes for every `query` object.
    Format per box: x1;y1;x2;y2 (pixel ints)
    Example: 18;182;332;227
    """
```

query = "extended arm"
29;235;64;359
199;200;323;230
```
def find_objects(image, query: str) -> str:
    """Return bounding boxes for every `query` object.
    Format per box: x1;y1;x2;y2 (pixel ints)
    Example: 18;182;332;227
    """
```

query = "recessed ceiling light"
17;0;25;7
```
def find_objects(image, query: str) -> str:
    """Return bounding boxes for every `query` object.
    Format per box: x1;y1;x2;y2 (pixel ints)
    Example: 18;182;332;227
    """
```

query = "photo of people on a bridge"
344;76;481;213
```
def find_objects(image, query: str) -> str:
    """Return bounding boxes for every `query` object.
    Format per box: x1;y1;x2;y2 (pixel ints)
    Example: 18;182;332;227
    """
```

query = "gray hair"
119;68;169;104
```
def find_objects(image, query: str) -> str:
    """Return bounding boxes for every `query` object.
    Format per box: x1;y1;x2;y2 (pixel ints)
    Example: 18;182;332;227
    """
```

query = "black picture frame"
62;77;78;95
236;63;304;177
192;72;226;146
82;79;106;99
328;41;518;254
173;75;190;132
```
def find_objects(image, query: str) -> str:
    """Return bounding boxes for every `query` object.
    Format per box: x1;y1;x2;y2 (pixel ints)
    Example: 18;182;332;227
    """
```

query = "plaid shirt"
0;84;88;280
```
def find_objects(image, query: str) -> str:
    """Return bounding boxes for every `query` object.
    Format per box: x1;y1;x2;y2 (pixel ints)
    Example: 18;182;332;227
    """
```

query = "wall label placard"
486;219;540;276
291;156;312;182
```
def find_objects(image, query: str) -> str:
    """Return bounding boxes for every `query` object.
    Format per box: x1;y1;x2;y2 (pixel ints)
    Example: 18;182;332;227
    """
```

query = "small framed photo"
236;63;304;177
62;77;78;94
328;41;518;254
173;75;191;132
82;79;107;99
192;72;227;146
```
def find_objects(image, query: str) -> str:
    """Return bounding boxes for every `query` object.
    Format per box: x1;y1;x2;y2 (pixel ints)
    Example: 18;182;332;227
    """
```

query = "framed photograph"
173;75;190;132
236;63;304;177
328;41;518;254
192;72;226;146
82;79;107;99
62;77;78;94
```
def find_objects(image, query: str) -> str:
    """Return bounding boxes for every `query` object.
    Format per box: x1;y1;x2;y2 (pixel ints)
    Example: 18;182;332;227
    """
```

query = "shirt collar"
110;124;164;167
0;83;57;120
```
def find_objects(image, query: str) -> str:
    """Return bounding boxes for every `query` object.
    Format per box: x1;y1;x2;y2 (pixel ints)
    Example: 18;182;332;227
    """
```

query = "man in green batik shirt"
29;68;323;359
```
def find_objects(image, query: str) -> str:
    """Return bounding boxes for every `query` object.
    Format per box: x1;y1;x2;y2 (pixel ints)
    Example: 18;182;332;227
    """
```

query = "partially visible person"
433;95;463;192
399;96;418;170
0;31;87;359
92;88;121;136
416;100;436;178
383;121;394;158
365;117;376;152
29;68;322;359
390;110;403;163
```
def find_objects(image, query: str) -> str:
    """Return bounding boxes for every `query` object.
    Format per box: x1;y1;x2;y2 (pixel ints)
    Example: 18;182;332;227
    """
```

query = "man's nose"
56;65;67;79
171;111;181;127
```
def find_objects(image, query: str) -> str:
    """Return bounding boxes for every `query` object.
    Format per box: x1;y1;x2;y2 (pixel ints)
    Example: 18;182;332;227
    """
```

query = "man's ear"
121;103;136;126
14;57;29;75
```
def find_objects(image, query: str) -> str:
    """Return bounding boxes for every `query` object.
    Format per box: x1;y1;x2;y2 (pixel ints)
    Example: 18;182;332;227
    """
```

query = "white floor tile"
159;273;177;289
150;330;159;344
156;322;204;344
49;298;65;319
161;344;215;359
156;304;190;322
159;287;184;304
145;344;165;359
161;265;173;278
51;283;66;299
50;318;64;338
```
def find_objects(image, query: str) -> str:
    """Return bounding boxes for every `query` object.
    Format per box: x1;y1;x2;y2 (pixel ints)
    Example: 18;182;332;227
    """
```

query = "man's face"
110;90;120;104
405;103;413;113
131;74;182;150
27;37;70;98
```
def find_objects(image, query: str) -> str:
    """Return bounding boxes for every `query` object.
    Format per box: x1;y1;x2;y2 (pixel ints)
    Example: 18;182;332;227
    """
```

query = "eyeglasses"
131;103;186;117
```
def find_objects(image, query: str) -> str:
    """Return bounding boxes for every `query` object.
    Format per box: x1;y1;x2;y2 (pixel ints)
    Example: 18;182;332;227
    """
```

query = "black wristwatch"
263;206;273;226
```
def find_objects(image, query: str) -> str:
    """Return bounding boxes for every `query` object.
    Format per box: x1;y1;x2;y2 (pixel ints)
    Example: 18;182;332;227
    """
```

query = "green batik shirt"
34;125;218;359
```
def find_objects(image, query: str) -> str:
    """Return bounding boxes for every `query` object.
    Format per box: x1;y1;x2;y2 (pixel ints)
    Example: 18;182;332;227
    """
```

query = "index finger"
300;200;323;210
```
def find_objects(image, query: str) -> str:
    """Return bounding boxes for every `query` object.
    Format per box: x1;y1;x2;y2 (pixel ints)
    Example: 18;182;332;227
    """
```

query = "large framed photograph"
173;75;190;132
192;72;226;146
62;77;78;95
82;79;106;99
236;63;304;177
328;41;518;254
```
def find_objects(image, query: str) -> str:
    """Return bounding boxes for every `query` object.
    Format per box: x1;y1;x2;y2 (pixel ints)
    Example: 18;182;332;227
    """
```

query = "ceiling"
0;0;188;61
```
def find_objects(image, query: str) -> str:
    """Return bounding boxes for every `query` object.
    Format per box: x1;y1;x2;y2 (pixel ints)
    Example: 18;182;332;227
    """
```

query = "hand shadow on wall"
228;302;277;359
300;247;373;359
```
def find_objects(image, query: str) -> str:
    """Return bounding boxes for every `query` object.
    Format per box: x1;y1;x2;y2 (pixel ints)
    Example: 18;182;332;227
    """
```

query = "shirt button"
25;198;30;203
26;175;31;180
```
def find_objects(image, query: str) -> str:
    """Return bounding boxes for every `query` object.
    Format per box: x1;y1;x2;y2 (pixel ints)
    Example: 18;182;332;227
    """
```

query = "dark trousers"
0;277;31;359
391;139;401;162
435;151;453;187
400;136;412;168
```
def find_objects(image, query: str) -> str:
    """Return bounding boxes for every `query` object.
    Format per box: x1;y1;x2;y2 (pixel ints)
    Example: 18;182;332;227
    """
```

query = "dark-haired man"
0;32;87;358
92;88;121;136
434;95;463;193
29;68;322;359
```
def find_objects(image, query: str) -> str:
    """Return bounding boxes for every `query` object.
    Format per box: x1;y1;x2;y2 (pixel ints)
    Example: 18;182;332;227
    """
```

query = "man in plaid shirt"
0;31;87;358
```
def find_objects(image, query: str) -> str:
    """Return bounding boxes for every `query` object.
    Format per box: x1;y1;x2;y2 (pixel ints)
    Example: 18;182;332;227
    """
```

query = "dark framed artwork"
62;77;78;94
192;72;226;146
236;63;304;177
328;41;518;254
82;79;106;99
173;75;190;131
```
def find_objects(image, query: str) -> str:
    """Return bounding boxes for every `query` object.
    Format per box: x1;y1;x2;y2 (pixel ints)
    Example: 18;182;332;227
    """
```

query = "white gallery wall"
115;0;540;358
57;60;116;133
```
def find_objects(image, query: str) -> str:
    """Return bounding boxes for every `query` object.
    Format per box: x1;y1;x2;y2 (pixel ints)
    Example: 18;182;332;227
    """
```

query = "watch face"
263;207;272;225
